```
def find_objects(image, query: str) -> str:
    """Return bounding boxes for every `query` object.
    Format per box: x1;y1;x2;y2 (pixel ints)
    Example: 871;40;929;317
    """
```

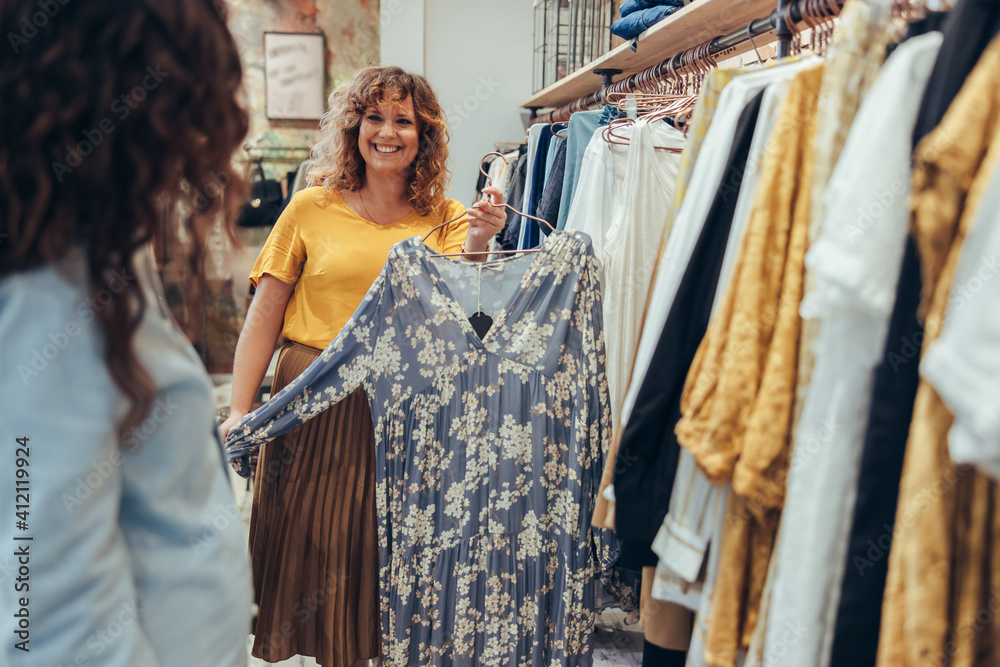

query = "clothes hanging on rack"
498;149;529;250
558;110;605;230
678;63;825;667
662;68;804;667
494;4;1000;667
642;90;763;608
535;136;567;231
876;32;1000;666
762;30;943;667
516;124;556;249
566;119;684;424
228;231;619;667
611;57;821;562
829;2;1000;663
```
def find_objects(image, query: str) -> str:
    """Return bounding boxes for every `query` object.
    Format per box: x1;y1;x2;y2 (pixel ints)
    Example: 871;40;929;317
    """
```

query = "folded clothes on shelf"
611;5;682;41
619;0;685;19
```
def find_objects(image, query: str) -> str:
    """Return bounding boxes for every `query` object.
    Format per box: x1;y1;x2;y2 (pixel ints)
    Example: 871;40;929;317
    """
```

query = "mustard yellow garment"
250;186;467;349
877;34;1000;667
676;64;822;498
674;64;824;667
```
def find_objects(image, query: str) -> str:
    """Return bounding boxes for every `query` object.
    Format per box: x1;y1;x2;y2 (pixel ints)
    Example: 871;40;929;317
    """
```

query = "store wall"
381;0;536;205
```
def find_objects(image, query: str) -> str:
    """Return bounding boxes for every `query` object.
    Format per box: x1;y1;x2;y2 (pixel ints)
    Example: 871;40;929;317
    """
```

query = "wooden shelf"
521;0;778;109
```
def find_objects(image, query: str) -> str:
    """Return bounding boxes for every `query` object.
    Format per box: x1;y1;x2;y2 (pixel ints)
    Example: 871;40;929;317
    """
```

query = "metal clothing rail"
533;0;841;125
243;144;312;152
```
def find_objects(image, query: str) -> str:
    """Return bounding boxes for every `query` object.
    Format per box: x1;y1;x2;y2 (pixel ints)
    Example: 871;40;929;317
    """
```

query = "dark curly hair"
0;0;248;439
309;66;450;216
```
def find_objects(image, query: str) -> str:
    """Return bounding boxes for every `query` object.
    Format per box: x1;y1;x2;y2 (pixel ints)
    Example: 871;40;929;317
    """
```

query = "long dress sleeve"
226;254;391;473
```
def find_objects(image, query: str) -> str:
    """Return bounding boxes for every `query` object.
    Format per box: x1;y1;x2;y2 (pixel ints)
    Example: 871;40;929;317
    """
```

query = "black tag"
469;312;493;340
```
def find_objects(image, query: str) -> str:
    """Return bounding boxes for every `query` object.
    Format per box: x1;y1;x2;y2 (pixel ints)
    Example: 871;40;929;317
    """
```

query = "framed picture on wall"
264;31;326;120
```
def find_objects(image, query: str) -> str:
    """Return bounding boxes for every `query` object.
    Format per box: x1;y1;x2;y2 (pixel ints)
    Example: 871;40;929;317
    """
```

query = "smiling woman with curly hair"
310;67;452;217
0;1;253;666
217;66;507;667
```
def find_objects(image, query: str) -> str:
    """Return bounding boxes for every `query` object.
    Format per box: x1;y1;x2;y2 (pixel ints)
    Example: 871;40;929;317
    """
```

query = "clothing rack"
494;141;526;152
533;0;843;125
243;144;312;161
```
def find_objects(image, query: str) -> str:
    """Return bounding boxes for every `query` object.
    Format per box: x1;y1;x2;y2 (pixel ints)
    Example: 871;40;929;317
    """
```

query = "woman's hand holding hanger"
463;185;506;259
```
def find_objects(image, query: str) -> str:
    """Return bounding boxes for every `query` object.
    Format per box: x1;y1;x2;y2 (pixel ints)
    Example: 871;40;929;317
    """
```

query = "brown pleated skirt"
248;340;381;666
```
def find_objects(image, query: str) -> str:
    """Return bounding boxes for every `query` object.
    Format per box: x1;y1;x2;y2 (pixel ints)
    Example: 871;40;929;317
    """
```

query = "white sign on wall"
264;32;326;120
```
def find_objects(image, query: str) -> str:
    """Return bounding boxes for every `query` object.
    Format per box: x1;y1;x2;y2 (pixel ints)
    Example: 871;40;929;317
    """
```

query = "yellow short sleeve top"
249;186;468;349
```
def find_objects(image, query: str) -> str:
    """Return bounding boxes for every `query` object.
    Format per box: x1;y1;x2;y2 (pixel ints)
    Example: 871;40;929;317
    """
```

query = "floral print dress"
227;231;618;667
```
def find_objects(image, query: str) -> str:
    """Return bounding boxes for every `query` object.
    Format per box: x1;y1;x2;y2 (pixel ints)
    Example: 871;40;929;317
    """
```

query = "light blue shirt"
0;247;252;666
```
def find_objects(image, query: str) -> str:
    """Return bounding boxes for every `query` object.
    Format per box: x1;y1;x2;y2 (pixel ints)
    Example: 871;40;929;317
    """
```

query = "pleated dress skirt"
248;340;381;666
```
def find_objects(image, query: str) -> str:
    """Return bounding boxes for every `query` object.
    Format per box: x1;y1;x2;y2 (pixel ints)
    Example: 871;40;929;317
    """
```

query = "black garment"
828;3;1000;665
613;91;765;566
911;0;1000;147
641;641;686;667
827;238;924;667
498;151;528;251
474;158;493;201
280;168;298;214
535;137;567;232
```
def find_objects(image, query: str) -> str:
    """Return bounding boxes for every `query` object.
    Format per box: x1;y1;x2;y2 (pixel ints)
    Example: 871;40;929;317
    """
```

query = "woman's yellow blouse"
250;186;468;349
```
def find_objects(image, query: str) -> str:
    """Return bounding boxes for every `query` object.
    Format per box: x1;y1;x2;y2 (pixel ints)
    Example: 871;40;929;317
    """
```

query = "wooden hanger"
424;152;555;258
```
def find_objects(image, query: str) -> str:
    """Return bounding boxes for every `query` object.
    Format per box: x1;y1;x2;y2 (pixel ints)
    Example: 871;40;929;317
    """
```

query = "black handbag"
236;160;284;227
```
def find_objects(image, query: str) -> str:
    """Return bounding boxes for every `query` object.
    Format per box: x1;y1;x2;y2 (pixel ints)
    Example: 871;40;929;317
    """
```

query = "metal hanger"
424;152;554;258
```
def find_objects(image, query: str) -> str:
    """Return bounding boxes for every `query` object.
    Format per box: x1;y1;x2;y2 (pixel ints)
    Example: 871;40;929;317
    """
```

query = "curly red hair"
309;66;450;216
0;0;248;438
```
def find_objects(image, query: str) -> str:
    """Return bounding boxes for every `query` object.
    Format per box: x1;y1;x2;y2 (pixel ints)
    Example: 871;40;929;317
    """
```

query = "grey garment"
0;246;253;667
557;110;604;230
498;151;529;250
536;136;567;232
228;231;619;667
292;157;317;196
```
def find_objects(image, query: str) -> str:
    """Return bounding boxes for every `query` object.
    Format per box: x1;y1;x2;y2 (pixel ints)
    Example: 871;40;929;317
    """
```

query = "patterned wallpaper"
229;0;380;178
